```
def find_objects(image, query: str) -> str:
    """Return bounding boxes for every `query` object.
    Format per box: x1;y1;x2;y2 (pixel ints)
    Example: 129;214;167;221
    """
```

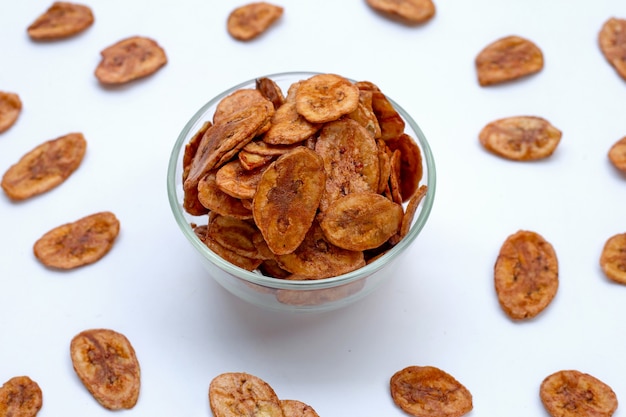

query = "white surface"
1;0;626;415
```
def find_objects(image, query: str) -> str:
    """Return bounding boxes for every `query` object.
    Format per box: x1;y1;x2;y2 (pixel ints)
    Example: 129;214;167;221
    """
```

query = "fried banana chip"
216;160;267;200
214;88;273;125
256;76;285;109
320;192;403;251
253;147;326;255
227;2;284;41
540;370;618;417
70;328;140;410
608;136;626;173
185;101;274;191
207;214;264;260
2;132;86;201
33;211;120;269
276;221;365;279
479;115;562;161
366;0;435;25
391;184;428;245
280;400;320;417
348;89;382;139
183;121;212;216
263;101;320;145
205;235;263;271
295;73;360;124
599;17;626;81
27;1;94;40
0;91;22;133
198;171;253;219
95;36;167;85
494;230;559;320
475;35;544;86
315;118;380;212
390;366;473;417
387;133;423;201
209;372;284;417
0;376;43;417
356;81;406;141
600;232;626;284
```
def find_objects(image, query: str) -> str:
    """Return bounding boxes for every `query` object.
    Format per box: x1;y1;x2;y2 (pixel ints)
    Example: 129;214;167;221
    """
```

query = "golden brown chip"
388;149;404;205
366;0;435;25
227;2;284;41
608;136;626;173
263;101;320;145
280;399;320;417
494;230;559;320
540;370;618;417
207;214;263;260
348;89;382;139
95;36;167;85
600;232;626;284
256;76;285;109
185;101;274;191
209;372;284;417
197;171;253;219
2;132;86;201
215;160;267;200
390;366;473;417
295;73;360;124
475;35;544;86
315;118;380;212
356;81;406;141
70;328;140;410
599;17;626;81
33;211;120;270
276;221;365;279
0;376;43;417
27;1;94;40
214;88;273;125
387;133;423;201
320;192;403;252
253;147;326;255
0;91;22;133
205;235;263;271
391;184;428;245
479;115;562;161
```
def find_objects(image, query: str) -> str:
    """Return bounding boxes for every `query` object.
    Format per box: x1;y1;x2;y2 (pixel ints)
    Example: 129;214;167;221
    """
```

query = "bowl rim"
166;71;436;290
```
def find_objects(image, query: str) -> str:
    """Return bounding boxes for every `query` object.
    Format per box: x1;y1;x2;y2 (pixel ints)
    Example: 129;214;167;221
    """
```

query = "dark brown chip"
95;36;167;85
494;230;559;320
70;328;141;410
366;0;436;25
209;372;284;417
33;211;120;269
1;132;86;201
256;76;286;109
0;91;22;133
479;115;562;161
599;17;626;81
0;376;43;417
600;232;626;284
475;35;544;86
390;366;473;417
27;1;94;40
227;2;284;41
540;370;618;417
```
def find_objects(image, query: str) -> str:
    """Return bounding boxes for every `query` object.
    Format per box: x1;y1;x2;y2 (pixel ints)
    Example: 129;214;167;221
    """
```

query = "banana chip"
608;136;626;173
600;232;626;284
366;0;435;25
0;376;43;417
475;35;544;86
0;91;22;133
95;36;167;85
295;73;360;124
227;2;284;41
27;1;94;40
599;17;626;81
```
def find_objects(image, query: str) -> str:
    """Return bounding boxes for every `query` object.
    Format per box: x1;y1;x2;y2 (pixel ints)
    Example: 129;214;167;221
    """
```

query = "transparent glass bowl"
167;71;436;313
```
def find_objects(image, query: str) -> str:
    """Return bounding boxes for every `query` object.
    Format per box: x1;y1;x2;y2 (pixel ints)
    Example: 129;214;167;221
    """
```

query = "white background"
1;0;626;415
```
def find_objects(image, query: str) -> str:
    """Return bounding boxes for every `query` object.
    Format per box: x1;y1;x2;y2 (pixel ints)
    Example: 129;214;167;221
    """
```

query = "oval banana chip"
0;376;43;417
295;73;360;124
0;91;22;133
366;0;435;25
599;17;626;81
70;328;140;410
320;192;403;251
608;136;626;173
390;366;473;417
1;132;86;201
227;2;284;41
475;35;544;86
253;147;326;255
479;116;562;161
540;370;618;417
600;232;626;284
95;36;167;85
33;211;120;270
27;1;94;40
209;372;283;417
494;230;559;320
280;399;320;417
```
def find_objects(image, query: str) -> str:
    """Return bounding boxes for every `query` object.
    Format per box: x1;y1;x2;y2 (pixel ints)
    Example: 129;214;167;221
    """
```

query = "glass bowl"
167;71;436;313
